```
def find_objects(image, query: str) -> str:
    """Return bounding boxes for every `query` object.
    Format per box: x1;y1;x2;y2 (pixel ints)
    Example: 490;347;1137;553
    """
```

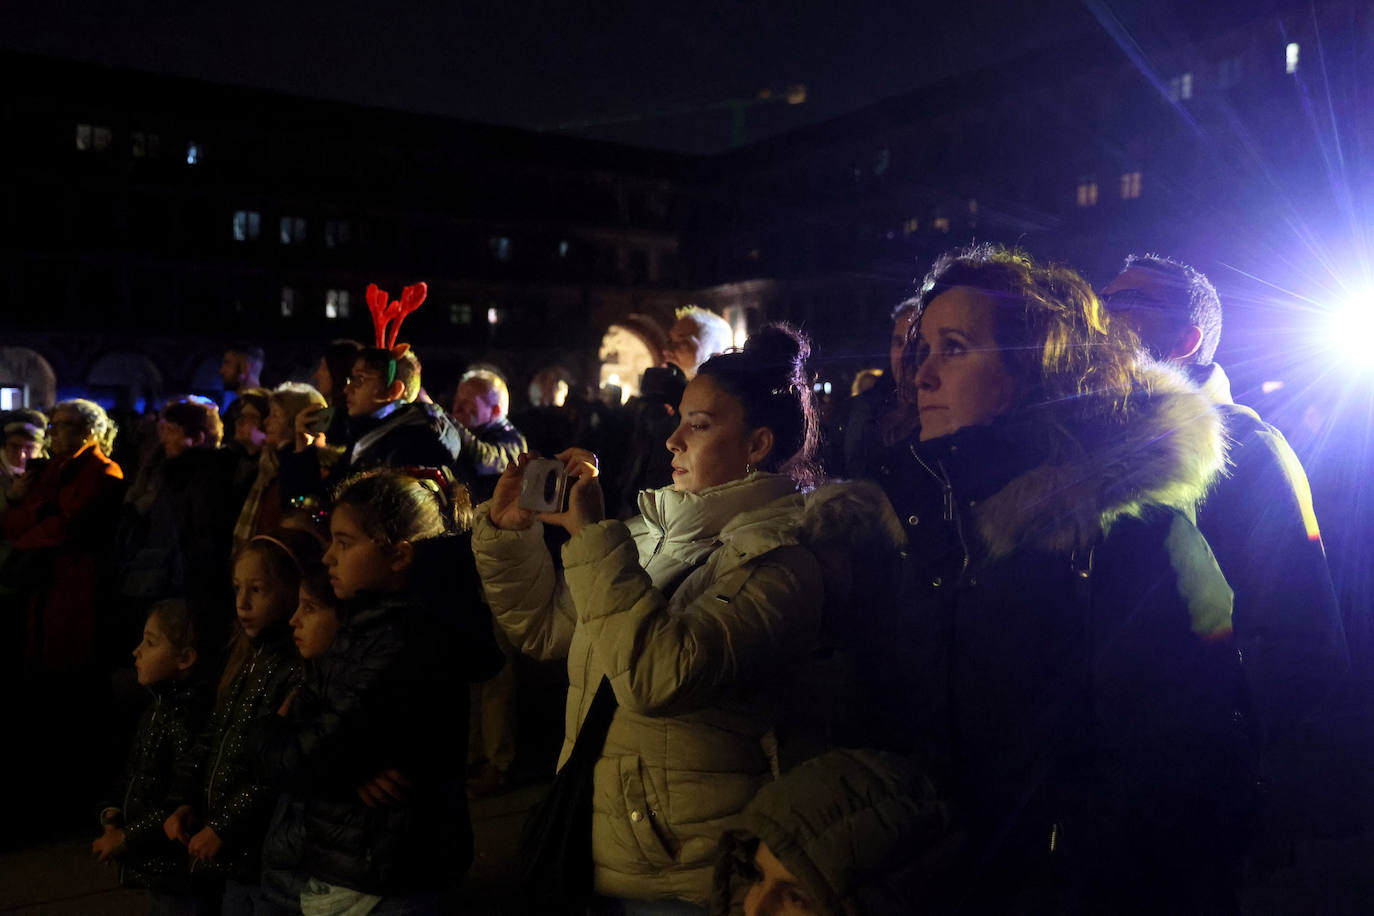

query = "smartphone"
519;458;568;513
309;406;336;435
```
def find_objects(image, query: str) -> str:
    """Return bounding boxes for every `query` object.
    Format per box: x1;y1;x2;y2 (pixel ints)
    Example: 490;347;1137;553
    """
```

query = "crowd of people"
0;246;1365;915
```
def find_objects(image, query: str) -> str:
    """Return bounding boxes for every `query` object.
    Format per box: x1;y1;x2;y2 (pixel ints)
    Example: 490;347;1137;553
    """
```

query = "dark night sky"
0;0;1240;154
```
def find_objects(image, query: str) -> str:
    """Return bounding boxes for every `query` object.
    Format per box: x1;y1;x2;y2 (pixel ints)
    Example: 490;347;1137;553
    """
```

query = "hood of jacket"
920;361;1226;560
713;749;951;916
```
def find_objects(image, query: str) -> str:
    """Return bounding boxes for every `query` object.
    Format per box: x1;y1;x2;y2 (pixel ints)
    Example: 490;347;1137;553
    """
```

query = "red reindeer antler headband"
365;281;427;354
365;282;427;384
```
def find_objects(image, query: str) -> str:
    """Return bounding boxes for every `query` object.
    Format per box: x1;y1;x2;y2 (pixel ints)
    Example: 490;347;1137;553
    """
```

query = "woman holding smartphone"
471;324;900;914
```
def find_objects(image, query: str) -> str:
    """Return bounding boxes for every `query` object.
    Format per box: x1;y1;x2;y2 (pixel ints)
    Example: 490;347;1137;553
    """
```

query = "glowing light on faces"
291;585;342;659
914;288;1018;441
232;550;297;640
665;374;763;493
132;612;190;686
324;503;404;599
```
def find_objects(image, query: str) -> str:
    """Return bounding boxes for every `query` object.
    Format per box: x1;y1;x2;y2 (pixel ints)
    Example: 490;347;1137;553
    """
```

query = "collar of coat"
636;470;906;577
918;361;1227;560
635;472;799;565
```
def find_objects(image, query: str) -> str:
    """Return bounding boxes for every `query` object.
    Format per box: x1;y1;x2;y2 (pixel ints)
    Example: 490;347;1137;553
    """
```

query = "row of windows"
1167;41;1301;102
229;211;602;268
75;123;200;163
1076;171;1143;208
278;286;499;327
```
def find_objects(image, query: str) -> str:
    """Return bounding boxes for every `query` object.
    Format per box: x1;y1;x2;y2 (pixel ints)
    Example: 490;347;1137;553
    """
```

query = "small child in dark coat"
93;600;214;913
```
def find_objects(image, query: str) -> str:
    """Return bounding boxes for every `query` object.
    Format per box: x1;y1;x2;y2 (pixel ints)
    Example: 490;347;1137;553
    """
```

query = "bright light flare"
1327;290;1374;368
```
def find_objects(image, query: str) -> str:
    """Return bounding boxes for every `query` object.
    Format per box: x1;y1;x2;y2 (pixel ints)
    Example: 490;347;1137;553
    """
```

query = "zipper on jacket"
911;447;972;579
207;646;260;808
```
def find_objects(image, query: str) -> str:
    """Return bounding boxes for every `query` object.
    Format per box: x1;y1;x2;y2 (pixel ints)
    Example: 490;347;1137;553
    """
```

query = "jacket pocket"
616;755;678;869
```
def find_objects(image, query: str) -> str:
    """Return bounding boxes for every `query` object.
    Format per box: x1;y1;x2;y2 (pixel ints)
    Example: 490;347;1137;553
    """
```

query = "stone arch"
597;323;659;404
0;346;58;410
86;350;165;412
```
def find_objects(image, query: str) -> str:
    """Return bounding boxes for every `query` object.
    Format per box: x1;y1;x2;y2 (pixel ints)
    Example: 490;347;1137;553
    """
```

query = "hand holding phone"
518;458;568;513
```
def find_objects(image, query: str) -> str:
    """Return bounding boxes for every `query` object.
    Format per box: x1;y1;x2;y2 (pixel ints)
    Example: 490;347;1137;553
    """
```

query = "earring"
745;462;755;475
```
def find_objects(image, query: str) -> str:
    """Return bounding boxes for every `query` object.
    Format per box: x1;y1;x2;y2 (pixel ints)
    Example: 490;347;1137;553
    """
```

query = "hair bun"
743;323;810;385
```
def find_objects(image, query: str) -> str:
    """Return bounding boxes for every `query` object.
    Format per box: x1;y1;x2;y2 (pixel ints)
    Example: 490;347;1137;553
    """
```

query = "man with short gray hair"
664;306;733;380
450;369;527;504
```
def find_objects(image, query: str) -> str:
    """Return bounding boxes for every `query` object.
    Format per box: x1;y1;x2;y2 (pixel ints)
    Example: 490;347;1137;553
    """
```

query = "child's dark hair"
333;468;472;543
299;561;342;612
161;398;224;448
696;323;822;489
219;528;324;698
148;599;199;657
355;348;422;403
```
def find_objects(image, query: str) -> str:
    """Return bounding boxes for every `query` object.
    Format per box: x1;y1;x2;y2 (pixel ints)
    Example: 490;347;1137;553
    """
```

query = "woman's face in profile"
914;286;1017;441
665;374;761;493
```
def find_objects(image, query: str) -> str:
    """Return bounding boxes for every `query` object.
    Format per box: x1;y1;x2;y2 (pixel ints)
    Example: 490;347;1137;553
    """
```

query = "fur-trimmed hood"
921;362;1227;560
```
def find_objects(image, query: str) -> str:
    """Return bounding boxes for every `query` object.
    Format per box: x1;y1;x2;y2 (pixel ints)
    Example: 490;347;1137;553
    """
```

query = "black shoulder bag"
515;553;711;913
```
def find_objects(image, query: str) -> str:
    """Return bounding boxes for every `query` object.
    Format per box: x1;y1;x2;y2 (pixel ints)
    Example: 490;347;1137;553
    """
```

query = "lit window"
489;236;512;261
1120;171;1142;199
449;303;473;326
902;218;919;235
280;216;306;245
1167;73;1194;101
932;217;950;233
324;220;352;249
487;306;500;325
557;239;570;257
132;132;146;158
1286;42;1300;74
1076;180;1099;208
325;289;351;319
280;287;295;318
93;126;112;152
186;142;200;165
233;211;261;242
75;124;92;150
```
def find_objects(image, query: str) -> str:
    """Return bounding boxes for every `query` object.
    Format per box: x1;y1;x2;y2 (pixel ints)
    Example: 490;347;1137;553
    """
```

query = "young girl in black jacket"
163;529;322;915
252;469;502;914
93;599;214;912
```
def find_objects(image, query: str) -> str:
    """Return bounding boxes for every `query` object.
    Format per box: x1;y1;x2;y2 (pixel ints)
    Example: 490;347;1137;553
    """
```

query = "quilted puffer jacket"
471;471;903;905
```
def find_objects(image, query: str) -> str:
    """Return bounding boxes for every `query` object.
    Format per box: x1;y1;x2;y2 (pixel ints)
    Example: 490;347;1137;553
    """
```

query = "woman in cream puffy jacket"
472;325;902;912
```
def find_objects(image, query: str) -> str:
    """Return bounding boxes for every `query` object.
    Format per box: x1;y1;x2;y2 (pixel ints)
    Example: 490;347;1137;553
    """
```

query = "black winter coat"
253;536;503;897
882;367;1246;914
278;402;463;510
452;415;527;504
101;679;212;892
171;626;302;883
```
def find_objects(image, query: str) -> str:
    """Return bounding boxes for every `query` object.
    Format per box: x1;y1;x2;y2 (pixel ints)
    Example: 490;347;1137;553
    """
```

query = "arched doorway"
598;324;658;404
0;346;58;410
87;351;164;413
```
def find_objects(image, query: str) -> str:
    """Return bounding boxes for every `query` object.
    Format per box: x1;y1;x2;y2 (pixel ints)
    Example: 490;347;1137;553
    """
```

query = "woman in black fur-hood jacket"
888;246;1247;915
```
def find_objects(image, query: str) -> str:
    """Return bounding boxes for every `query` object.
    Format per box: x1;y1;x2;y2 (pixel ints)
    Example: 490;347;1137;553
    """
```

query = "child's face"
743;841;819;916
132;613;190;686
291;585;342;659
324;504;405;600
233;550;297;639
